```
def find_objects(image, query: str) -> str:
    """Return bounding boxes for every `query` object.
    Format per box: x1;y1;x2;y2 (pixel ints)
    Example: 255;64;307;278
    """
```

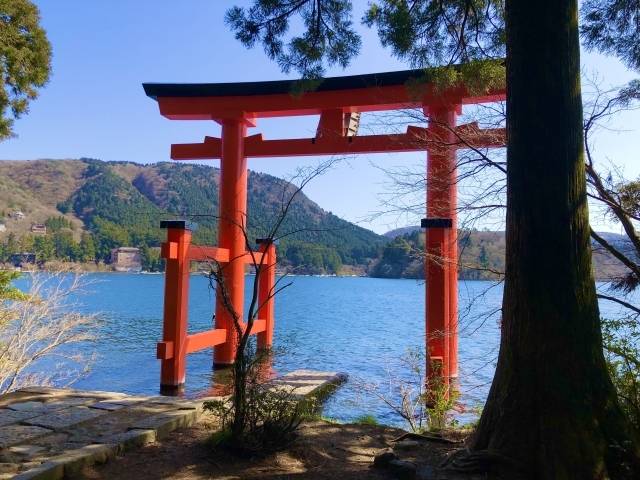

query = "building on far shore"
110;247;142;272
30;224;47;235
10;211;25;220
0;223;6;232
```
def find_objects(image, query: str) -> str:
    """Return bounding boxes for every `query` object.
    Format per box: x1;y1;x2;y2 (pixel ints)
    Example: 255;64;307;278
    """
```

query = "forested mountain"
0;158;384;273
0;159;629;279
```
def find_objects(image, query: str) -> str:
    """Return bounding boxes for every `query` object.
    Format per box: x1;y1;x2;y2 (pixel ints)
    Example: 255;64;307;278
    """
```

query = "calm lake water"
15;274;638;427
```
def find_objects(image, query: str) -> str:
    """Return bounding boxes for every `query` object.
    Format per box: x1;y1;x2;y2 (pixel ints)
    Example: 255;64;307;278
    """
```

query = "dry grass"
0;272;98;393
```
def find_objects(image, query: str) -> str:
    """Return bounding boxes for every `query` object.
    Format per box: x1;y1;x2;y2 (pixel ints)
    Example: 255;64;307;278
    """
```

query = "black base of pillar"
159;383;185;396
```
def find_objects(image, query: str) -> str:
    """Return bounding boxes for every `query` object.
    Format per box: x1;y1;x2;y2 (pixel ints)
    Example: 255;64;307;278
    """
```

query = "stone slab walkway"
0;370;345;479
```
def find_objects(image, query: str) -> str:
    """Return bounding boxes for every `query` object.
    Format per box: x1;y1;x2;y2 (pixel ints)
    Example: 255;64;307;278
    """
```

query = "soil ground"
83;414;466;480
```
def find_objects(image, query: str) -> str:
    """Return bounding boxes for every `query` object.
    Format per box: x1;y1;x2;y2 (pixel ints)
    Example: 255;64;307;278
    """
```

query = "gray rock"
5;397;96;415
0;408;40;427
393;440;421;451
49;443;118;476
23;407;105;430
389;459;418;480
416;465;438;480
131;409;198;439
0;425;52;448
41;397;97;409
106;429;156;452
107;397;149;406
6;402;46;413
88;402;127;411
9;445;47;458
12;460;64;480
17;387;127;400
373;449;398;468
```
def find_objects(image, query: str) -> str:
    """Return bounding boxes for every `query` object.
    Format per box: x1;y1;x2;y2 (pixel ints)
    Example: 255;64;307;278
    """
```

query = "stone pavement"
0;370;345;479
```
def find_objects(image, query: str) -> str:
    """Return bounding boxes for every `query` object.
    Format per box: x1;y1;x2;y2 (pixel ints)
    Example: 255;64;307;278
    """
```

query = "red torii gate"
144;69;506;392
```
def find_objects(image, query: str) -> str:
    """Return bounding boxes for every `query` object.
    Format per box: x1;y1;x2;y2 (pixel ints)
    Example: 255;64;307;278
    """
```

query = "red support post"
158;220;193;393
425;104;459;382
256;240;276;350
423;220;451;385
214;117;249;365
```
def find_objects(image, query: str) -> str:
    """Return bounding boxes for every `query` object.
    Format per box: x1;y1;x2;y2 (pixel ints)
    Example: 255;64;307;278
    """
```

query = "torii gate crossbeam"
144;68;506;392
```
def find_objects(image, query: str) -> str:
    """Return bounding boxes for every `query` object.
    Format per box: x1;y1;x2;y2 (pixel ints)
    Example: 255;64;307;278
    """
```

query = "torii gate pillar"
424;104;459;382
215;118;249;365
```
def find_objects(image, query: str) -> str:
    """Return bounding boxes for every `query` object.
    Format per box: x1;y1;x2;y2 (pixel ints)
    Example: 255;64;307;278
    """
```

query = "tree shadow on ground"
83;417;465;480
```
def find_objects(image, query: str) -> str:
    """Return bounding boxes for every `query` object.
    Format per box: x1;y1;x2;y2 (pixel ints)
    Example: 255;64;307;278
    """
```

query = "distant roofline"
143;68;441;100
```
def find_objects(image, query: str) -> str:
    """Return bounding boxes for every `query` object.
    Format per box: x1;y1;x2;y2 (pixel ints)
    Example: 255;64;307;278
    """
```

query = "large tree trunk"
470;1;640;478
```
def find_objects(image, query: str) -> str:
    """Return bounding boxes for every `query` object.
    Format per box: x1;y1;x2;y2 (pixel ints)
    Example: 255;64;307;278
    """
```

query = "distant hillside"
373;228;631;281
383;226;421;239
0;158;385;273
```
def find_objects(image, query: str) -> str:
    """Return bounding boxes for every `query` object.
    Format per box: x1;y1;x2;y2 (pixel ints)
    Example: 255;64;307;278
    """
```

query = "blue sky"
1;1;638;234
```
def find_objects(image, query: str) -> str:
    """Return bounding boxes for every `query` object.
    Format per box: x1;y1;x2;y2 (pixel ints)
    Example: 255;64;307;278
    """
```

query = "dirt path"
82;414;463;479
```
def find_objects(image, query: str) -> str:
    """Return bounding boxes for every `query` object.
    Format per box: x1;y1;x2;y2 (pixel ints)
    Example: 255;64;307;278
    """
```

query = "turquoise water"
14;274;637;426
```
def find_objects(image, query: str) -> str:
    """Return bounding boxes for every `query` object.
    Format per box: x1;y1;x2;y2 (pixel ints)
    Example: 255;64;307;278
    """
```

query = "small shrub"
354;414;379;426
318;416;340;424
204;383;314;453
203;348;315;453
361;348;459;433
466;405;484;430
208;428;232;448
0;272;97;393
423;362;460;432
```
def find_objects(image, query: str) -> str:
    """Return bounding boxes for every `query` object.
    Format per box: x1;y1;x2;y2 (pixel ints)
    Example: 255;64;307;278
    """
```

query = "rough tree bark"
470;1;640;478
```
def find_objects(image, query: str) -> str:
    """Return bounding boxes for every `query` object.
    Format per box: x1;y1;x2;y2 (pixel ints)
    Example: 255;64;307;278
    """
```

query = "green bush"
423;362;460;432
365;348;459;433
354;414;379;426
203;378;315;453
202;342;316;454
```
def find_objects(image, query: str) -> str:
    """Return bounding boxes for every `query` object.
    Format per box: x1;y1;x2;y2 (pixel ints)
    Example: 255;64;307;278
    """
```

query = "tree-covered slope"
0;159;631;278
0;158;385;273
371;228;630;281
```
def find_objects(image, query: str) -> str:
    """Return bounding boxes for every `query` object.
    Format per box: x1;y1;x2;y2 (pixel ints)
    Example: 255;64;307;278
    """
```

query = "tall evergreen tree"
581;0;640;71
227;1;640;477
79;233;96;263
471;3;638;478
4;233;18;258
0;0;52;140
33;235;54;262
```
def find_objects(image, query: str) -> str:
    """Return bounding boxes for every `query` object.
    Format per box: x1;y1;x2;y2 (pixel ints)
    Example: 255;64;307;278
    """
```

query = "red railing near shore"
157;220;276;393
